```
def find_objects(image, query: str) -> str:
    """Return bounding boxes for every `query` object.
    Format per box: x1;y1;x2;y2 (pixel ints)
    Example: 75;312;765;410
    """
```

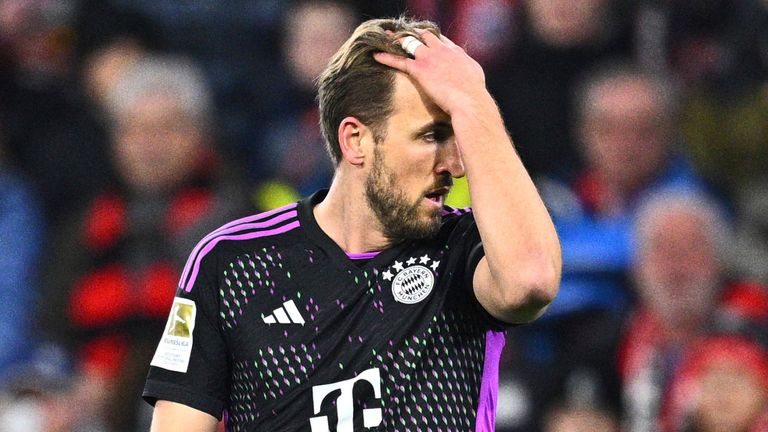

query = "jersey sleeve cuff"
464;241;485;287
465;242;521;330
143;379;225;420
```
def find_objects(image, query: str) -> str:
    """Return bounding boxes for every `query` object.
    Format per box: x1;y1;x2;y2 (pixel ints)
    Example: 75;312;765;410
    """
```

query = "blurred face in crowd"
364;74;463;240
544;406;618;432
83;38;145;109
526;0;608;47
112;93;205;193
580;76;670;195
635;207;720;339
0;0;73;81
284;1;356;89
693;360;767;432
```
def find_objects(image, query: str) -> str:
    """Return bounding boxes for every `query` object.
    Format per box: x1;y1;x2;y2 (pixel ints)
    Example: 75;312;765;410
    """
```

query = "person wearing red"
41;55;249;432
664;336;768;432
618;188;767;432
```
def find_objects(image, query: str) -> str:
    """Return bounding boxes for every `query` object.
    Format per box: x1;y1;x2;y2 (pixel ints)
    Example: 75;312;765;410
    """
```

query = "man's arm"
150;400;219;432
375;31;561;324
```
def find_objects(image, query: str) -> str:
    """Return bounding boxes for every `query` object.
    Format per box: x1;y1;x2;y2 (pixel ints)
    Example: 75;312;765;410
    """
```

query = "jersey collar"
298;189;408;272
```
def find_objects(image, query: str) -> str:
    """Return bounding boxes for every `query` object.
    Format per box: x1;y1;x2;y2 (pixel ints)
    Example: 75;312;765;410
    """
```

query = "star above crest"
382;269;394;281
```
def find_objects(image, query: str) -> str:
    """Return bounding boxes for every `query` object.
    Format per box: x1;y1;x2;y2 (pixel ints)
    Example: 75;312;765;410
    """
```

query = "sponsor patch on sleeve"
150;297;196;373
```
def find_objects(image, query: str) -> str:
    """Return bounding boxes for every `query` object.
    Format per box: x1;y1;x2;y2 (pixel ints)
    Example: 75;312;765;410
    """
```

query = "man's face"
283;2;355;89
635;208;720;332
364;74;465;241
581;77;670;193
113;94;204;193
527;0;607;47
695;361;767;432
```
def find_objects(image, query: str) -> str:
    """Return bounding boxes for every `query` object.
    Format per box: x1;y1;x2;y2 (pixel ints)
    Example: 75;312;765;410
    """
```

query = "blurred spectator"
486;0;633;179
39;55;250;432
543;402;619;432
89;0;296;165
80;36;147;118
248;0;357;208
672;0;768;283
74;1;162;116
619;188;768;432
0;0;74;85
73;0;163;64
663;336;768;432
730;182;768;283
0;0;113;223
0;344;105;432
541;62;713;320
631;0;766;86
0;120;44;377
498;62;712;432
670;0;768;200
680;81;768;201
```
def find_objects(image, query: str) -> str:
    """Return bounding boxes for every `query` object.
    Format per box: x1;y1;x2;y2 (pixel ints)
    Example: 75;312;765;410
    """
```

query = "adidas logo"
262;300;305;325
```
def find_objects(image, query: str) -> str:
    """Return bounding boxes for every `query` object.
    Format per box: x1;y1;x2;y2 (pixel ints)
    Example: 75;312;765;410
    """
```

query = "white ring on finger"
401;36;424;57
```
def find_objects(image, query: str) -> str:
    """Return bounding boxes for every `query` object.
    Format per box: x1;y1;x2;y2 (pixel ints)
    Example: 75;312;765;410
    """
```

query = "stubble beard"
364;147;442;241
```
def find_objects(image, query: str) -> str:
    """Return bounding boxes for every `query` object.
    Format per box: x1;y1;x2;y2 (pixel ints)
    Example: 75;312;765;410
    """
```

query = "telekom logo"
309;368;383;432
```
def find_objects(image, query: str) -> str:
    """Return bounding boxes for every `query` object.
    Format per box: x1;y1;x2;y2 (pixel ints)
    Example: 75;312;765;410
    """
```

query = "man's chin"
413;215;442;239
384;216;441;241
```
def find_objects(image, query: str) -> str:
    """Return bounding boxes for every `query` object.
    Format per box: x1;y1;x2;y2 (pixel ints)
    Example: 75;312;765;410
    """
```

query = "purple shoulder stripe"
211;202;298;236
182;220;301;292
178;203;299;292
178;203;297;291
475;330;505;432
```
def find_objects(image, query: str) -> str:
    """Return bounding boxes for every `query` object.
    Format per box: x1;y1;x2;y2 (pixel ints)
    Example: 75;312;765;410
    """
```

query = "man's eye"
422;131;449;143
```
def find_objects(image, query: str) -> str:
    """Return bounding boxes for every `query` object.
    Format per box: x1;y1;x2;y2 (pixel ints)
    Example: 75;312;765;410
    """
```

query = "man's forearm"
452;96;562;322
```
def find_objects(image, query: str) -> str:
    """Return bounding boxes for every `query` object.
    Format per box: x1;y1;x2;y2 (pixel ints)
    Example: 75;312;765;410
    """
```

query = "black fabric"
143;191;506;431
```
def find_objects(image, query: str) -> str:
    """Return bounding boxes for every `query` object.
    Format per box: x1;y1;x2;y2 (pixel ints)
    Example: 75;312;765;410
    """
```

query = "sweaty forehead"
389;73;449;126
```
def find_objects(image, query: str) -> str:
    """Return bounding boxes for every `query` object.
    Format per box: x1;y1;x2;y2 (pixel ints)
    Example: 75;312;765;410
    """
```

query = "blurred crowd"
0;0;767;431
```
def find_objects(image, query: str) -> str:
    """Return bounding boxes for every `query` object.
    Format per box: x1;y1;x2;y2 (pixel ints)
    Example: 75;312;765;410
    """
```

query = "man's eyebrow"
411;120;454;139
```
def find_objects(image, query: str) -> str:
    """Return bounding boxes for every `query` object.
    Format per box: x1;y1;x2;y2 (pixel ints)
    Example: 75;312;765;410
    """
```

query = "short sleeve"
142;251;229;420
443;210;512;330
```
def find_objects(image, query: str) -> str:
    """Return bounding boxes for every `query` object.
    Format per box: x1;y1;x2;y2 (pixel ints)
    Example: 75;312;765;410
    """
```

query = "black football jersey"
143;190;507;432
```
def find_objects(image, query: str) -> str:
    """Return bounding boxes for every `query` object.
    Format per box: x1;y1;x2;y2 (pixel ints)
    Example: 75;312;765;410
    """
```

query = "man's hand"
373;30;491;117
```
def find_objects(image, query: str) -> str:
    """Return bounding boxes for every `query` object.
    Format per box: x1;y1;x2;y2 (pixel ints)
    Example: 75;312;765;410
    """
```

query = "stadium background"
0;0;767;431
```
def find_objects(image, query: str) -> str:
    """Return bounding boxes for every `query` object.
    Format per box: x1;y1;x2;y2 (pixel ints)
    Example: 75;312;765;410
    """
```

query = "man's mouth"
424;187;450;206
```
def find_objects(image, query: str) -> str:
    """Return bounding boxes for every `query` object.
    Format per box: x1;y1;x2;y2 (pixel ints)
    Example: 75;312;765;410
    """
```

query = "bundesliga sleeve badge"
150;297;197;373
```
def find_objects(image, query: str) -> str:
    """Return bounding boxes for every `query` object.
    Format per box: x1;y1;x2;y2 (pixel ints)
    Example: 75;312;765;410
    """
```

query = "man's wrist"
448;92;500;120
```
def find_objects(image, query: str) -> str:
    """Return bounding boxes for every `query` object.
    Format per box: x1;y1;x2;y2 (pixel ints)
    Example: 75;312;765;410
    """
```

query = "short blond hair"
317;17;440;164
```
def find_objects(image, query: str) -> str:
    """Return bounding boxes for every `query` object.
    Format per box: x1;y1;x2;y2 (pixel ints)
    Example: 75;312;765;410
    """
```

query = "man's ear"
338;116;367;166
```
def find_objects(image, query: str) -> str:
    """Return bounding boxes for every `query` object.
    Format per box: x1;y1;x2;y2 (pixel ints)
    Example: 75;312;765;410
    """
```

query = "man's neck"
313;175;392;254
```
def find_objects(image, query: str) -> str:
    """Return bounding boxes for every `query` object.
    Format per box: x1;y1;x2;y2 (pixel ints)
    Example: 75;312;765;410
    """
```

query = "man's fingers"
439;34;459;48
373;51;413;73
400;36;426;57
415;28;442;48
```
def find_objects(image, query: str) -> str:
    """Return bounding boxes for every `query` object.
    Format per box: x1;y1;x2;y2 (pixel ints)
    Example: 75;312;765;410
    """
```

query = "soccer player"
144;17;561;431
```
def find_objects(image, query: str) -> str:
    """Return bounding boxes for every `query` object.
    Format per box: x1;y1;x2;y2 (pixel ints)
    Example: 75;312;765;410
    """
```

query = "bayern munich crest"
382;254;439;304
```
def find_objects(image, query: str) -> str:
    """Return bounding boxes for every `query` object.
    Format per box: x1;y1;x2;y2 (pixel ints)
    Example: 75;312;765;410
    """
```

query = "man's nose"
436;140;466;178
